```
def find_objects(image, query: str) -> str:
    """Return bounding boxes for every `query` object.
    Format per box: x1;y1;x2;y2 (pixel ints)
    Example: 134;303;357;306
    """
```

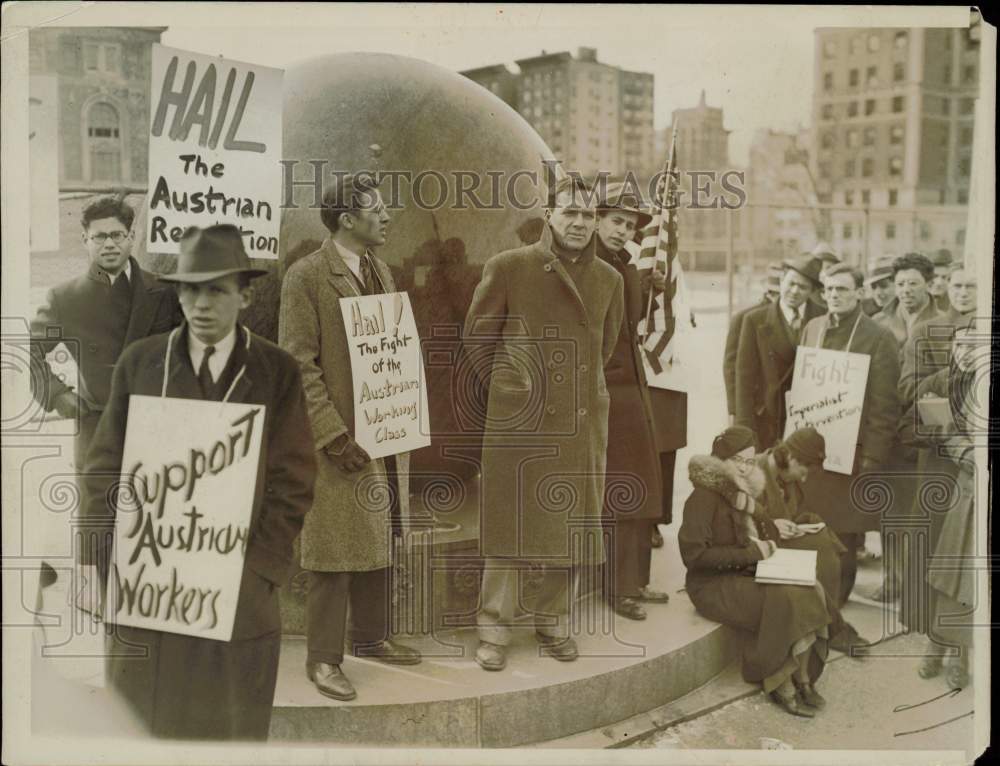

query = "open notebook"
755;549;817;586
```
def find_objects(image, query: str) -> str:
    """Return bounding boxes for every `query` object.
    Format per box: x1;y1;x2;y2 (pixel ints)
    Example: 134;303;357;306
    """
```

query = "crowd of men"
28;183;979;742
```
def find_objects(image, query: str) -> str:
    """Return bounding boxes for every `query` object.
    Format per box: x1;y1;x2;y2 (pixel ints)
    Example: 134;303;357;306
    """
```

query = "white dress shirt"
332;240;365;287
105;259;132;284
188;327;237;383
779;300;803;330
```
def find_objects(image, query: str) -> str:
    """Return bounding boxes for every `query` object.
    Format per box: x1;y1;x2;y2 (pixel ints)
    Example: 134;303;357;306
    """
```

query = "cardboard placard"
784;347;870;475
107;396;265;642
339;291;431;459
146;45;283;257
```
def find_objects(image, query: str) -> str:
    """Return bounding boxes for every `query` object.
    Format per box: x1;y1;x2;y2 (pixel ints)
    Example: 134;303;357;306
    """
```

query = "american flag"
627;128;694;391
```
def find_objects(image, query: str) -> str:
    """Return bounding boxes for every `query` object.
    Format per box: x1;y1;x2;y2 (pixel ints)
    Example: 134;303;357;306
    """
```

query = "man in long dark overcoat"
594;183;668;621
81;225;316;740
279;174;421;702
463;177;624;671
724;264;781;423
798;264;900;605
734;254;824;450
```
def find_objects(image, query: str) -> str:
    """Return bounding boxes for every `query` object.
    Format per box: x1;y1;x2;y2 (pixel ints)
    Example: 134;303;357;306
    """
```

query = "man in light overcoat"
279;174;421;702
463;177;624;671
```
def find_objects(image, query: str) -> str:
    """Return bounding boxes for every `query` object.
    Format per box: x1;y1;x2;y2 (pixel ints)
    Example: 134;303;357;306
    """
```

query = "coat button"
578;408;587;416
546;406;556;415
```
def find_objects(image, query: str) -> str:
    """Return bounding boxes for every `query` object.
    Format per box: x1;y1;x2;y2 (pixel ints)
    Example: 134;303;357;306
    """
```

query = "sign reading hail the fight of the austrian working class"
146;45;283;257
340;292;431;460
106;396;265;642
784;347;870;475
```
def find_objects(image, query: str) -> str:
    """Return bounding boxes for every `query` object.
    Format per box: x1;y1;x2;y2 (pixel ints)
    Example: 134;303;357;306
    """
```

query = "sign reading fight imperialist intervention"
340;292;430;460
146;45;283;257
784;348;870;475
107;396;265;641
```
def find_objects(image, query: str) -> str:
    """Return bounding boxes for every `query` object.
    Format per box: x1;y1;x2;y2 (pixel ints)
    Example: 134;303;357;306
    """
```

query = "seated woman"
679;426;834;718
752;428;871;656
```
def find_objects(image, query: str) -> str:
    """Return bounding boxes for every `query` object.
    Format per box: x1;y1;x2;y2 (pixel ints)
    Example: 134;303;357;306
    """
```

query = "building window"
821;131;835;149
957;189;968;204
960;126;973;146
889;156;903;176
846;129;860;148
863;126;876;146
823;40;837;59
955;228;965;245
866;66;879;87
893;62;905;82
867;34;881;52
843;190;854;205
888;189;898;206
845;159;856;178
823;72;834;91
891;96;904;113
942;64;952;84
862;158;874;177
865;99;876;116
886;222;896;240
849;69;859;87
843;223;853;239
894;31;908;49
958;156;971;177
83;42;121;75
850;36;862;55
847;101;858;117
918;221;932;241
862;189;870;205
86;101;123;181
890;125;904;145
818;162;831;180
962;65;977;84
821;103;834;121
959;97;975;115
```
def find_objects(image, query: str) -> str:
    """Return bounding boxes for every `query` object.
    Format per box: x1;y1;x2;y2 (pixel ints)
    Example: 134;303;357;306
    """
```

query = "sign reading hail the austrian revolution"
146;45;283;257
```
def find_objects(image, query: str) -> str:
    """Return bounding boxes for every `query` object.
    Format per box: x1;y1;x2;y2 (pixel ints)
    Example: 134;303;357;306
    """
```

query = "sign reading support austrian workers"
106;396;265;642
784;347;870;475
146;45;283;257
339;292;431;460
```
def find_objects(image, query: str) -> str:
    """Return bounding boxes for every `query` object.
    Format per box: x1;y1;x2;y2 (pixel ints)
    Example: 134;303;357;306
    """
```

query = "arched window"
86;101;122;181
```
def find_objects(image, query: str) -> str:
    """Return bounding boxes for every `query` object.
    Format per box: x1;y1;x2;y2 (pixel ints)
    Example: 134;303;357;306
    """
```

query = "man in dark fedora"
279;173;421;702
927;249;954;313
81;224;316;740
594;182;669;621
734;253;824;450
30;195;181;599
808;243;841;311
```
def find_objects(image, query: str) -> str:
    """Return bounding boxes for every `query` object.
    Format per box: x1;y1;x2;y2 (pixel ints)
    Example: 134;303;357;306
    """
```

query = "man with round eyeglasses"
29;195;181;601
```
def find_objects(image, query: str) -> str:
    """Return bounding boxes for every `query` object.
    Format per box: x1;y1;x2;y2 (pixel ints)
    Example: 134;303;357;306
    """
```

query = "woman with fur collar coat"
678;426;835;718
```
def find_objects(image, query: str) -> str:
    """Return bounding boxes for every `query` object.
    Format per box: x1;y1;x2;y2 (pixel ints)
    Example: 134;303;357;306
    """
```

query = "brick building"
28;27;165;189
462;47;656;177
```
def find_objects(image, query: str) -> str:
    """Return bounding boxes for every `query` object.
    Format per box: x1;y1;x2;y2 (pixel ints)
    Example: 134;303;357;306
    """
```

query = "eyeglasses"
88;231;129;244
730;455;756;468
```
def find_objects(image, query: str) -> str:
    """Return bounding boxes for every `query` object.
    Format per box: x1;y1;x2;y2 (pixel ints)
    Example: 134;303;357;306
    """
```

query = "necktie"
789;311;801;339
112;272;131;311
359;255;374;295
198;345;216;397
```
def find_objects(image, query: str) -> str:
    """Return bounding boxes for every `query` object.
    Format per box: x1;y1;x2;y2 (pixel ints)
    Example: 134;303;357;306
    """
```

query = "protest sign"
107;395;265;642
339;291;431;460
146;45;283;257
784;347;870;475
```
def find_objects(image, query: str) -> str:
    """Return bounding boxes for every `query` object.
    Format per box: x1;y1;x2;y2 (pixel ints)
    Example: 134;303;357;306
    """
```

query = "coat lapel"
761;302;796;365
536;226;589;316
321;239;365;299
163;326;203;400
123;260;163;346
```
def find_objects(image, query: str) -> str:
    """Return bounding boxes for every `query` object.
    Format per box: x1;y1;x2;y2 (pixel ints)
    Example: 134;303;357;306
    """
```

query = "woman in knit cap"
678;425;834;717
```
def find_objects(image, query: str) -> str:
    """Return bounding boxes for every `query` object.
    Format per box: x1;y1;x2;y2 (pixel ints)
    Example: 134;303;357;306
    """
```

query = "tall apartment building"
811;23;980;265
462;47;655;177
29;27;165;188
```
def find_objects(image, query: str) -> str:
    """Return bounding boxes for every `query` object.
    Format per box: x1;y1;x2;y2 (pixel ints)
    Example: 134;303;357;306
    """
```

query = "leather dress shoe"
829;626;871;659
611;597;647;620
769;689;815;718
306;661;357;701
475;641;507;671
348;638;421;665
651;529;664;548
536;633;579;662
636;585;670;603
794;681;827;709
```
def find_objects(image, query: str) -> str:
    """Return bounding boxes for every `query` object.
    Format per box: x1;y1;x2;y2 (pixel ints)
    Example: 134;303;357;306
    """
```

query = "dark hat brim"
157;267;270;284
864;272;893;287
597;203;653;230
787;265;822;287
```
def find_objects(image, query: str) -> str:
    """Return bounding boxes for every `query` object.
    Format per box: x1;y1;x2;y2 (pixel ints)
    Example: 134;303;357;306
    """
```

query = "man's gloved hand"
53;391;86;420
326;434;371;473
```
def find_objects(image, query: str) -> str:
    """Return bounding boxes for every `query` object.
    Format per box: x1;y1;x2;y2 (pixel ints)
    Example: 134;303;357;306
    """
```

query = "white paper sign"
784;347;870;475
339;292;431;460
29;75;60;253
107;396;265;641
146;45;283;257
